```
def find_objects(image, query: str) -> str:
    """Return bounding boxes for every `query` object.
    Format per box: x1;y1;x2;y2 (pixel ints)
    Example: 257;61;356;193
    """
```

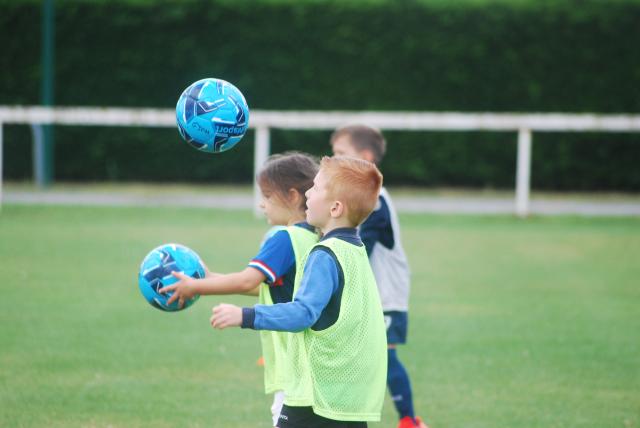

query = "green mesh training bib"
258;225;318;394
284;237;388;422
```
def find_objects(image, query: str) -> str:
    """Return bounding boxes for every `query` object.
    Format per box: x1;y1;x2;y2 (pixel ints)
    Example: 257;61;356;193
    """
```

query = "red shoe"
398;416;429;428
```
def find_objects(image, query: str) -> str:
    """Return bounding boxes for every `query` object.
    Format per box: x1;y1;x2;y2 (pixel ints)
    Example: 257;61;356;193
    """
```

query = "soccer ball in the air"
138;243;205;312
175;78;250;153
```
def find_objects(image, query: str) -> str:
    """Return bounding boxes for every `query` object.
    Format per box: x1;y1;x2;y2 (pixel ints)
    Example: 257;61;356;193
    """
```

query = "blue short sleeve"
248;229;295;284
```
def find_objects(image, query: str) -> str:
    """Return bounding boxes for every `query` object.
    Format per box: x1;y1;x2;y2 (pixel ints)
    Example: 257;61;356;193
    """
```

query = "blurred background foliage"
1;0;639;190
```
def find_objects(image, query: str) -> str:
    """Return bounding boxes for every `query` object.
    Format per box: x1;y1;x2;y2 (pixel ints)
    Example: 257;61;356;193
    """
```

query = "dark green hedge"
2;0;640;190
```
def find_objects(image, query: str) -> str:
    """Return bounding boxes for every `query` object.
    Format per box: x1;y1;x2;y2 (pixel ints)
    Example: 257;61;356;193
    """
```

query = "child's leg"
271;390;285;427
387;346;415;420
385;311;427;427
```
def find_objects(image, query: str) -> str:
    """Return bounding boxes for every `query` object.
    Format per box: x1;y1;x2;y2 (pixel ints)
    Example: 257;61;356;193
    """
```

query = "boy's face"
331;136;365;160
304;170;333;229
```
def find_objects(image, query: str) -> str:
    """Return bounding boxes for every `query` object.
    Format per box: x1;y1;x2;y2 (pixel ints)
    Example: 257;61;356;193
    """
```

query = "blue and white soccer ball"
175;78;250;153
138;243;205;312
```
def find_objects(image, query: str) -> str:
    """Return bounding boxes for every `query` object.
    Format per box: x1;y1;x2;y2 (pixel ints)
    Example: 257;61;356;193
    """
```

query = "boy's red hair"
320;156;383;226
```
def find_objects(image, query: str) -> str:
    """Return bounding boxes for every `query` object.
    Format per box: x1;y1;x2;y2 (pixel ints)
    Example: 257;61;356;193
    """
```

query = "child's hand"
158;272;198;308
210;304;243;329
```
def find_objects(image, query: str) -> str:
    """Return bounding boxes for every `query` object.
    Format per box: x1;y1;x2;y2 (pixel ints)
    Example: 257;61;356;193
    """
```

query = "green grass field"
1;205;639;427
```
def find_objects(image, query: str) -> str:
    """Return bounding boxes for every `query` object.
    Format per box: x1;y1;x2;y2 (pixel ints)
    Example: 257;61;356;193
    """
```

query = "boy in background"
211;156;388;428
331;126;428;428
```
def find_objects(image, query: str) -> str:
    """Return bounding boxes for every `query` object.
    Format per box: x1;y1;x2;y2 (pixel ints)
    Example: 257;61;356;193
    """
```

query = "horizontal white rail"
2;106;640;131
1;106;640;217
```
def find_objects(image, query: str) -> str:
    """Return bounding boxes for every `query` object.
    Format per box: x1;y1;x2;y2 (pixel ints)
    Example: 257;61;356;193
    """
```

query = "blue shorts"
384;311;408;345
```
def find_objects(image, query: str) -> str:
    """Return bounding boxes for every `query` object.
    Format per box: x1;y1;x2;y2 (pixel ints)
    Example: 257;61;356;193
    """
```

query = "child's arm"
211;248;339;331
243;286;260;296
163;228;294;307
159;267;265;307
359;195;392;256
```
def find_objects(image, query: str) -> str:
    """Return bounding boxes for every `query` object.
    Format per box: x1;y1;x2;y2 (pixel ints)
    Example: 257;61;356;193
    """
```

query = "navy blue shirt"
360;195;394;256
242;228;363;332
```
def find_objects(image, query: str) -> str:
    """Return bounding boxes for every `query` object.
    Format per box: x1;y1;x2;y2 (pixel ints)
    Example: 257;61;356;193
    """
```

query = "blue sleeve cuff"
241;307;256;329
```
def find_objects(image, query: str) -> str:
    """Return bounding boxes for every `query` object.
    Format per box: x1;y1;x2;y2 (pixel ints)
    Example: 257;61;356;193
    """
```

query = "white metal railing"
1;106;640;216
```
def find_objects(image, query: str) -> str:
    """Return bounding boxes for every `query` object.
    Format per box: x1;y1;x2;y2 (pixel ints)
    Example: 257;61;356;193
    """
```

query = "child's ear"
330;200;345;218
288;188;302;206
361;149;376;164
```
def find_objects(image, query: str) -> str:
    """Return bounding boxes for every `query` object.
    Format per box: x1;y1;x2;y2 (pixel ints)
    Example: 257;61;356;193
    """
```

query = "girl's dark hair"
257;151;319;210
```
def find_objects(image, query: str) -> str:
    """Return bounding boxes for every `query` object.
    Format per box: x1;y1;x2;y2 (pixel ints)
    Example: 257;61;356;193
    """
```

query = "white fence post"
516;128;532;217
253;126;270;216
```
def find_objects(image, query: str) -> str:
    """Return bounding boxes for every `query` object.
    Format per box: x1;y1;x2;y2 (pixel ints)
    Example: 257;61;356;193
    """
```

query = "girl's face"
259;188;294;226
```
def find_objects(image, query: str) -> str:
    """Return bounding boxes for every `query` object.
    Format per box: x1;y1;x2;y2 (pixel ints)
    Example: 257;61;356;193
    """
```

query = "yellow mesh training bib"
285;237;387;422
258;225;318;394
